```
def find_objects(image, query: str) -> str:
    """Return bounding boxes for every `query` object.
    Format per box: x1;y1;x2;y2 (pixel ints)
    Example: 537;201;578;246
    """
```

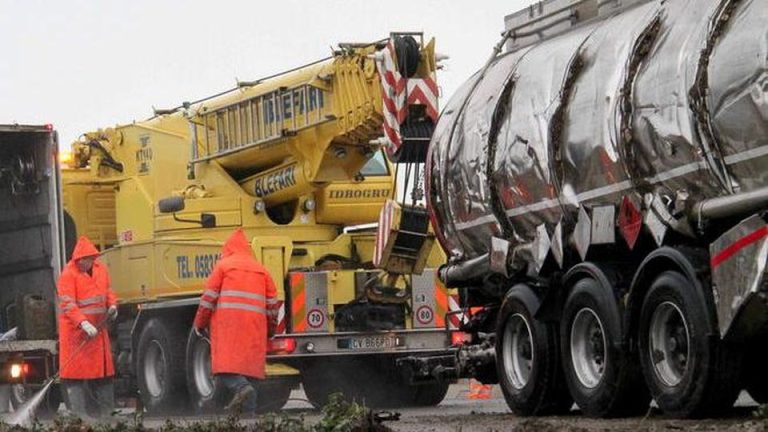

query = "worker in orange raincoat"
57;236;118;419
193;228;278;413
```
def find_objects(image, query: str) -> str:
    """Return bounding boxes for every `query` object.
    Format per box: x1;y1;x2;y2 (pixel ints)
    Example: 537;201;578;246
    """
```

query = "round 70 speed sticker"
307;308;325;328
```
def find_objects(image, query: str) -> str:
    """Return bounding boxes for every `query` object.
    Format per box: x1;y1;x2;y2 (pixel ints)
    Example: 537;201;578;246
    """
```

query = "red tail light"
268;337;297;354
451;331;471;346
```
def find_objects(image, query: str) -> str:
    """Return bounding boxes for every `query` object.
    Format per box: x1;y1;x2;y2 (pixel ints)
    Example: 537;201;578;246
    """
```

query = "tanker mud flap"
709;214;768;342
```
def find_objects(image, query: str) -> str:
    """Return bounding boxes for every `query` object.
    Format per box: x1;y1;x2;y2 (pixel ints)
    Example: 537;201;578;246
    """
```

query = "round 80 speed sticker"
416;305;434;324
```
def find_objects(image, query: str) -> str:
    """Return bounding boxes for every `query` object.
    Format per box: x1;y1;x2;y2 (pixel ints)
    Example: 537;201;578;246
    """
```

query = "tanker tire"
185;329;227;413
136;318;189;413
496;286;572;416
743;340;768;404
638;271;741;418
561;277;649;417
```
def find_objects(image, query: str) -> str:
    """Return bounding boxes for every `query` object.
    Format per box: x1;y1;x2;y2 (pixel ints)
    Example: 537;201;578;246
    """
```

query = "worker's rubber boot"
63;381;97;423
224;385;256;413
92;378;115;419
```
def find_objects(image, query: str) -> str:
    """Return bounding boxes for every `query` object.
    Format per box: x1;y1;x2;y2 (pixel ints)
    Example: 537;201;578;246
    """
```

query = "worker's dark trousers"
62;378;114;419
217;373;258;413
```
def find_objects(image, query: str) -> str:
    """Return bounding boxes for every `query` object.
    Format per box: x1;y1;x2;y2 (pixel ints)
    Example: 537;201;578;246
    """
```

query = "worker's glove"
193;326;205;338
80;320;98;338
107;305;118;322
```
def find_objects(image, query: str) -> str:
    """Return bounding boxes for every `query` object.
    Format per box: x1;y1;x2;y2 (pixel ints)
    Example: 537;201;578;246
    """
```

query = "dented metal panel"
707;0;768;192
428;75;480;259
630;0;728;196
492;22;595;245
445;51;529;257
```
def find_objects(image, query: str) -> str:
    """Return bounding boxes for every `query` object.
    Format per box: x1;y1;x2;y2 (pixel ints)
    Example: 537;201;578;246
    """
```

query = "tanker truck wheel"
744;342;768;404
136;318;189;413
561;275;649;417
496;284;571;416
638;271;741;417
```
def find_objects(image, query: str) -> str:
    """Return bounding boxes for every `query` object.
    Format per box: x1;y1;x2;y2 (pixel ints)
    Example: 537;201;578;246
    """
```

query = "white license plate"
342;335;401;350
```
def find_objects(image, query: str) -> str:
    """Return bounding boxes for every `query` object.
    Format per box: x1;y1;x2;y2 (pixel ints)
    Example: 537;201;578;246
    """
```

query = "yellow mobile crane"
62;34;456;413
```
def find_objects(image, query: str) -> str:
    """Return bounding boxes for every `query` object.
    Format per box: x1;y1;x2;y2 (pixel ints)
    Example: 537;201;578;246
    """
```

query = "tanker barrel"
693;185;768;223
439;253;489;288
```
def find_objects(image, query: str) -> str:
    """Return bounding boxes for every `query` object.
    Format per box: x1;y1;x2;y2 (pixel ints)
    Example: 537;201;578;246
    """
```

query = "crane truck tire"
185;329;224;412
301;358;363;408
187;330;293;413
496;284;571;416
638;271;741;418
136;318;189;413
411;381;450;407
362;358;449;408
560;273;649;417
254;382;292;414
302;357;446;408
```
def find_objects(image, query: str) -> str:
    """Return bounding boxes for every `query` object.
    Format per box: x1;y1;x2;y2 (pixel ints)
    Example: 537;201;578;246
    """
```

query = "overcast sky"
1;1;536;146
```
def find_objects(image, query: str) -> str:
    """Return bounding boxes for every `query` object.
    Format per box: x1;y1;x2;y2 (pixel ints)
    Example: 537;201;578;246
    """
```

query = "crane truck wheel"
136;318;189;413
411;381;450;406
185;329;226;412
301;358;365;408
254;382;292;413
560;275;649;417
496;285;572;416
638;271;741;418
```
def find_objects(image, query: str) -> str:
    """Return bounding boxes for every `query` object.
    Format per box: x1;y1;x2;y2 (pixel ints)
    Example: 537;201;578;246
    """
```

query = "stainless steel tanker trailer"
398;0;768;419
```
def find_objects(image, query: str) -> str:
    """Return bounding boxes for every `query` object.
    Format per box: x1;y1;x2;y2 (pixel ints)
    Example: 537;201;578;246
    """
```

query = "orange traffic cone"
468;379;492;400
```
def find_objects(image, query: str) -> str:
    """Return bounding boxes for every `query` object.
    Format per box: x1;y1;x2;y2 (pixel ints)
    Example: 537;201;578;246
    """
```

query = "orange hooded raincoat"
193;229;278;379
57;236;116;379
